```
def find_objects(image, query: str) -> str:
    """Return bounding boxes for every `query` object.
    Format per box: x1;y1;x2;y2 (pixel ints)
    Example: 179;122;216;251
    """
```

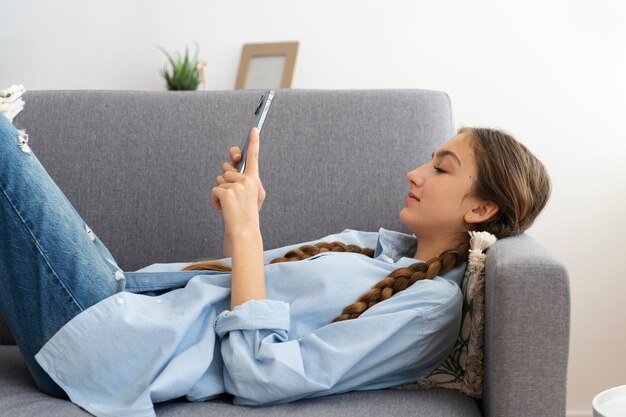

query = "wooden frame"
235;42;299;90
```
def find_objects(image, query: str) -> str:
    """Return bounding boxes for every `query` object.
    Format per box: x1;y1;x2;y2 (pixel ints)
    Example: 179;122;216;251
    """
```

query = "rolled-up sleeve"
215;299;291;337
214;283;462;406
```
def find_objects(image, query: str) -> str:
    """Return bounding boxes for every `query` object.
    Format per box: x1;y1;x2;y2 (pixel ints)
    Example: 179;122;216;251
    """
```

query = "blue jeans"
0;114;126;398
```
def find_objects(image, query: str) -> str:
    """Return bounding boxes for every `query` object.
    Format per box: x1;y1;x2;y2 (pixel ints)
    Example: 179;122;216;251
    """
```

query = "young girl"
0;114;550;417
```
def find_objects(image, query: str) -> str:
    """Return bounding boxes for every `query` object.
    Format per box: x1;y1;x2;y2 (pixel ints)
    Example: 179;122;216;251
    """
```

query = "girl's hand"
212;128;265;235
215;129;266;212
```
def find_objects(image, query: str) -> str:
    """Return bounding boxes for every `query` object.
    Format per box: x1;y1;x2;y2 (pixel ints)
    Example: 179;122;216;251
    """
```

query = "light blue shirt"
35;227;466;417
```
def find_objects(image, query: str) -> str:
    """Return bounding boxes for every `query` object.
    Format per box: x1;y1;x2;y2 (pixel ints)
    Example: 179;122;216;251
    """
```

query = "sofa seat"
0;345;481;417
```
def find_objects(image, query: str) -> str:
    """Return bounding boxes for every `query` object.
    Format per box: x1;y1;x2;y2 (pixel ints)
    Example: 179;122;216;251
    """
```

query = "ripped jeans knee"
17;129;31;153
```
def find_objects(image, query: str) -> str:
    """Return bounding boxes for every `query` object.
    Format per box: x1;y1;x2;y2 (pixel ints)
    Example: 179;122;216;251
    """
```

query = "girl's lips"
406;193;420;203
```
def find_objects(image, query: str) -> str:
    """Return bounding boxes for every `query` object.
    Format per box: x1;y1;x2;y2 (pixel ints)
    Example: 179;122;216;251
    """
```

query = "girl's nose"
406;168;425;187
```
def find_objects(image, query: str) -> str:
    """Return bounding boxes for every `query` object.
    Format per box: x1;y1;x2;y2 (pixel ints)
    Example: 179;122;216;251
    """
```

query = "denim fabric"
0;114;125;398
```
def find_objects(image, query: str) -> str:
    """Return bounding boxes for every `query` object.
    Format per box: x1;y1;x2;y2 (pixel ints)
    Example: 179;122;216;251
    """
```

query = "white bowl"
593;385;626;417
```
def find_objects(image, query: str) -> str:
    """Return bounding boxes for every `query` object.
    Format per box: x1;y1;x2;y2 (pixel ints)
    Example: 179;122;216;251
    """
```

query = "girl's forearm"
223;227;232;258
230;229;266;309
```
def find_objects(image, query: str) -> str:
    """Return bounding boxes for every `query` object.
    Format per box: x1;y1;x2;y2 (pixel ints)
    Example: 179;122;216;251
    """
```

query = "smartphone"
235;90;275;174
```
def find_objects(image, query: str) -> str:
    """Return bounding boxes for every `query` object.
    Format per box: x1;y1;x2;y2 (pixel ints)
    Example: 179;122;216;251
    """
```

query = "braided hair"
182;239;470;323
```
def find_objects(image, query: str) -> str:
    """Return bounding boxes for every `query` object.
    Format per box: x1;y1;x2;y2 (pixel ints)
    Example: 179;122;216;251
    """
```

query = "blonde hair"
182;127;551;322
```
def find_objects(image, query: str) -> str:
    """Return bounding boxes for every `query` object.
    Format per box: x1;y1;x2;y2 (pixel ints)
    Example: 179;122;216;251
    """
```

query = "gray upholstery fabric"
480;233;570;417
0;345;481;417
11;89;454;272
0;346;87;416
0;89;570;417
155;389;482;417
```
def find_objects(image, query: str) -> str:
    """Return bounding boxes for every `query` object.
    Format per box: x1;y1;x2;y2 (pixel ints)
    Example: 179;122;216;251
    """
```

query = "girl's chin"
398;211;417;228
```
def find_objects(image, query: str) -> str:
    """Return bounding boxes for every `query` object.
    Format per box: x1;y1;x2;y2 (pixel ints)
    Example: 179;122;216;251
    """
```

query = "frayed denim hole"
17;129;31;154
84;224;96;241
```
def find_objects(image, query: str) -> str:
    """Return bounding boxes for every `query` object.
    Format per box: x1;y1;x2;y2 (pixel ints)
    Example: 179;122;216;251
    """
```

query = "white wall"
2;1;625;415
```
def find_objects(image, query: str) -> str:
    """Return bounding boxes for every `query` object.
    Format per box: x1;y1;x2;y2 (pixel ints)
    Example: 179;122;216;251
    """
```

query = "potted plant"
158;44;203;91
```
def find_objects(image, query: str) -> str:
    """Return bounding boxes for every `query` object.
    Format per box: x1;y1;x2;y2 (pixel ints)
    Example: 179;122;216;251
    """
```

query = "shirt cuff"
214;299;290;339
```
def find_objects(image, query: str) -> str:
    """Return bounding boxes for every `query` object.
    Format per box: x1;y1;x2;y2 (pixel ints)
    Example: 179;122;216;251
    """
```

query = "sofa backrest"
1;89;454;345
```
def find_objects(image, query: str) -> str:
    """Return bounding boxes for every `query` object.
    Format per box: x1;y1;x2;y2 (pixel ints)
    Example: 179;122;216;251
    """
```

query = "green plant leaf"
157;44;203;90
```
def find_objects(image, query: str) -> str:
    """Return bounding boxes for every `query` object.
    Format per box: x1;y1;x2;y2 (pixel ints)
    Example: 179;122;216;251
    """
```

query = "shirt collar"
373;227;467;287
373;227;418;263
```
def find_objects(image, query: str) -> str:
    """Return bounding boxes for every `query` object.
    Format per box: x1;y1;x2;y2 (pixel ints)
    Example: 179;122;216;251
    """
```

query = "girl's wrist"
224;227;261;257
226;212;261;239
228;226;262;242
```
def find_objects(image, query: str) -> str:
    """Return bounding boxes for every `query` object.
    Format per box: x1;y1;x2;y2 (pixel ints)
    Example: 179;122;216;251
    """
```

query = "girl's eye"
434;166;446;173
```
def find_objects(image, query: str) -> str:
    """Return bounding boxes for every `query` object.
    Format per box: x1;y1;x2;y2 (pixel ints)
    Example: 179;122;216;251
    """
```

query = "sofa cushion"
392;233;493;399
0;345;481;416
418;266;484;396
12;89;455;272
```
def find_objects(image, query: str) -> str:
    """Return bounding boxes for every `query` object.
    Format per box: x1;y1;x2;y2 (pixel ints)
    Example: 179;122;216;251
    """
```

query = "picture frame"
235;42;299;90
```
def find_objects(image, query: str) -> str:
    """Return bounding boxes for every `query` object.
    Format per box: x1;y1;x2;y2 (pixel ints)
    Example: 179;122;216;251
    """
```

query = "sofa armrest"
480;233;570;417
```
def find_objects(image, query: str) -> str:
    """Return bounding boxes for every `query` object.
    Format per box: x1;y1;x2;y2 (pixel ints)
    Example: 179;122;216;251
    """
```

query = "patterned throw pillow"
390;231;496;399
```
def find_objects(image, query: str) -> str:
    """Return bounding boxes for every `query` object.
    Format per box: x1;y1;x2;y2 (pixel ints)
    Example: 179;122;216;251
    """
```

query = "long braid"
268;241;374;263
181;239;469;323
180;241;372;271
331;240;470;322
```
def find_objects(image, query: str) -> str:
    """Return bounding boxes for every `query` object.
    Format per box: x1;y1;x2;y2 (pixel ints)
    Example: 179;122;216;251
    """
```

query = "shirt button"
155;298;163;304
116;297;125;305
115;271;125;281
386;258;394;264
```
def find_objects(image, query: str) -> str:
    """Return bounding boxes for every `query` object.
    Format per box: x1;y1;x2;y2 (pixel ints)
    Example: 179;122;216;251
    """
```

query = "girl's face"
400;132;485;240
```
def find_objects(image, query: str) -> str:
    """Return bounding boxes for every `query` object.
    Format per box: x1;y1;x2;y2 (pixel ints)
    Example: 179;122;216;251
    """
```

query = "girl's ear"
465;200;499;224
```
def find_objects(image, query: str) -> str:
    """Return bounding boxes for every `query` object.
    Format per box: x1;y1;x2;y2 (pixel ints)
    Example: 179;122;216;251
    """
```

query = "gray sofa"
0;89;570;416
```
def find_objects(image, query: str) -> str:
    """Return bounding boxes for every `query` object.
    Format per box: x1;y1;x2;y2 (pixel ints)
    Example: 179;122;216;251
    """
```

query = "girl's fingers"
211;182;238;210
211;188;222;210
215;171;239;185
216;170;242;186
222;162;236;173
243;128;260;177
229;146;241;161
222;170;242;182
